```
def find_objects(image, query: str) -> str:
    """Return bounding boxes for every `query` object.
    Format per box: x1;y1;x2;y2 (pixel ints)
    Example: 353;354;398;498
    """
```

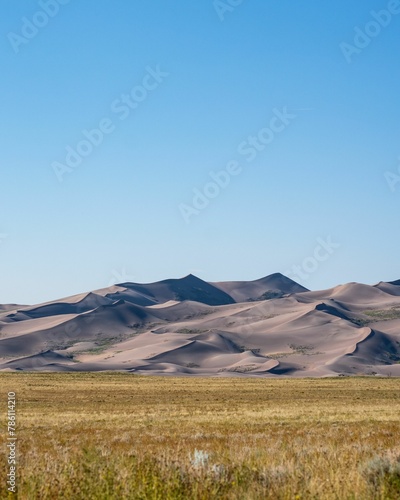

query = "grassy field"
1;374;400;499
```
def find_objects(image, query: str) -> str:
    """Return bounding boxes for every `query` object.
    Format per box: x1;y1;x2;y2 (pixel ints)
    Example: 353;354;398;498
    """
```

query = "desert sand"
1;273;399;376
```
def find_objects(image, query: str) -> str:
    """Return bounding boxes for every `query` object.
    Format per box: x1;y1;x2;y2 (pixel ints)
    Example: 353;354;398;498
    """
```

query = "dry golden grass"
1;374;400;499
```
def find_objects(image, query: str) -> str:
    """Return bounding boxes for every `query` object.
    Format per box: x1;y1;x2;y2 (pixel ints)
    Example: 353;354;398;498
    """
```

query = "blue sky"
1;0;399;304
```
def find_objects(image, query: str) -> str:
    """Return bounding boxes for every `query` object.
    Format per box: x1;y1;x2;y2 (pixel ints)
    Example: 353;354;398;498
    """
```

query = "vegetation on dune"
248;290;285;301
175;328;209;334
351;308;400;327
364;308;400;321
0;374;400;499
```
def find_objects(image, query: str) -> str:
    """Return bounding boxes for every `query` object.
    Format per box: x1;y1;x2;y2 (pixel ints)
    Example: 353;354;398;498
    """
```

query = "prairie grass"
1;374;400;499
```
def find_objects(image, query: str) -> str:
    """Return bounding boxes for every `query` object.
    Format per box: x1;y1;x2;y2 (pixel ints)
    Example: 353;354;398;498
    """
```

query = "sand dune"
212;272;308;302
5;293;113;320
374;280;400;297
104;274;235;307
293;282;400;310
1;274;399;376
0;304;25;313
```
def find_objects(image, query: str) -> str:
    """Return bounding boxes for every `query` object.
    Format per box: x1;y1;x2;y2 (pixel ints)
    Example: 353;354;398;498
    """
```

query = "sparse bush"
190;449;210;470
360;454;400;497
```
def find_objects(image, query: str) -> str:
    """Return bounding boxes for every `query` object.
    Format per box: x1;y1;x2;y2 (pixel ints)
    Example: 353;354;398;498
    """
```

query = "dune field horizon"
1;272;400;377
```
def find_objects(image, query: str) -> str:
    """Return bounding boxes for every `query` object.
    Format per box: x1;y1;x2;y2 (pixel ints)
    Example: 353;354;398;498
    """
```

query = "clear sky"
1;0;399;304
